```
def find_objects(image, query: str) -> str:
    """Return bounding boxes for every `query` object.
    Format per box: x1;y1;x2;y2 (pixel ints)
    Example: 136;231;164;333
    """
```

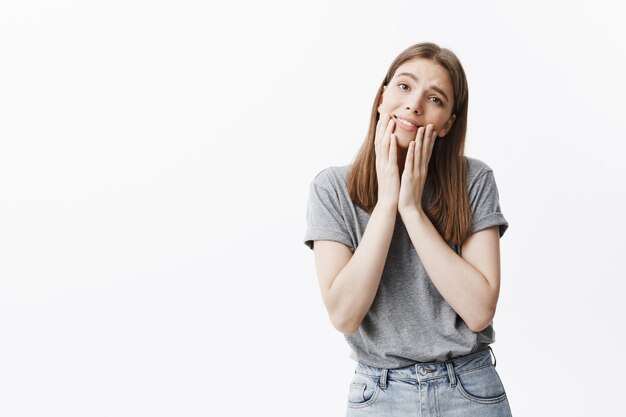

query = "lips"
396;115;416;124
393;115;420;131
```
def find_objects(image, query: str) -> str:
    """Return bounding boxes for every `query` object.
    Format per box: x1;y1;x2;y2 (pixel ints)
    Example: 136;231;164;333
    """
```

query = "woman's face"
378;58;457;149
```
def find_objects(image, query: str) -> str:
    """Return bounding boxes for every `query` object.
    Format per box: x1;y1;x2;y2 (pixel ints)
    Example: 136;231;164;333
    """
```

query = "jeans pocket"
347;372;381;409
455;365;507;404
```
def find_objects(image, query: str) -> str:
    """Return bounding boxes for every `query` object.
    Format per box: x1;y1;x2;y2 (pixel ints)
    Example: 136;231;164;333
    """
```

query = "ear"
440;114;456;137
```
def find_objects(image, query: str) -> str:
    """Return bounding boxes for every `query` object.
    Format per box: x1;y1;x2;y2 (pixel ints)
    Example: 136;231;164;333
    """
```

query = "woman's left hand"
398;124;438;216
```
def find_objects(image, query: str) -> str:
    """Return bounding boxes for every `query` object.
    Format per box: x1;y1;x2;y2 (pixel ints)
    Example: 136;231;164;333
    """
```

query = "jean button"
418;366;427;376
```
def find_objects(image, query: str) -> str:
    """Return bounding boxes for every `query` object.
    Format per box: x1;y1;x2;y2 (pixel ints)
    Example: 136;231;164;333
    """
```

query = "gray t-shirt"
303;156;509;368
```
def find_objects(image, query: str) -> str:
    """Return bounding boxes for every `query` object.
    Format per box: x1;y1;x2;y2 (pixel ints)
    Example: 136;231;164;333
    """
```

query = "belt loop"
489;346;497;368
445;361;457;388
379;369;388;390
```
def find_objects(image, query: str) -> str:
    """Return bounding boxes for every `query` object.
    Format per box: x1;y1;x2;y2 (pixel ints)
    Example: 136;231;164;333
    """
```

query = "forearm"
328;202;397;334
401;208;496;332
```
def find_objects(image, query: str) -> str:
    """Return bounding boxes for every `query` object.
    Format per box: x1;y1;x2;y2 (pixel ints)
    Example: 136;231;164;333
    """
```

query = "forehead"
393;58;453;91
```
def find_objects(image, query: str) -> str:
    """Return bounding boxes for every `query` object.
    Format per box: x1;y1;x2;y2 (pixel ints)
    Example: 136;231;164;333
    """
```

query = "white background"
1;1;625;416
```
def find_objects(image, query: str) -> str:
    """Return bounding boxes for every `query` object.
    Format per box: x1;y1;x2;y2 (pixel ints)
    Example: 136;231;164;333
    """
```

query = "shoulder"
309;164;352;191
465;156;495;184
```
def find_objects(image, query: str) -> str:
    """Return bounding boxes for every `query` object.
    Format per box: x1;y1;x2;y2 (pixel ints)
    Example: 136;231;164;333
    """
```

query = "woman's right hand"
374;113;400;209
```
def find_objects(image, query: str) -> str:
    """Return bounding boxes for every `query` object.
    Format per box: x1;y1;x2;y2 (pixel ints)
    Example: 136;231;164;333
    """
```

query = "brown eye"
398;83;409;91
430;96;443;105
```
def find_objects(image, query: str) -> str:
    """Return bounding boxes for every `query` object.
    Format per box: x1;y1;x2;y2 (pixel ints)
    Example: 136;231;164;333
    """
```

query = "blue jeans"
345;347;512;417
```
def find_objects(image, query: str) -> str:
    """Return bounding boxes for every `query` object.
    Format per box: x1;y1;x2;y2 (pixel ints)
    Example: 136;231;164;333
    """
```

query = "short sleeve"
303;181;354;252
468;170;509;238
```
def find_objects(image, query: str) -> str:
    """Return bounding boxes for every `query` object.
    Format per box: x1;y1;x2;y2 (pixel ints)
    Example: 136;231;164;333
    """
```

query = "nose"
405;90;424;115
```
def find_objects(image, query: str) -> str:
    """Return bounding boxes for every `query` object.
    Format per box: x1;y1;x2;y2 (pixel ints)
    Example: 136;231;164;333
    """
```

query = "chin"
397;140;411;150
395;134;416;149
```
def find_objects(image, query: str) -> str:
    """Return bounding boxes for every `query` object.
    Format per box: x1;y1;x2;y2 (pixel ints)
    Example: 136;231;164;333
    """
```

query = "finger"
375;117;382;147
423;124;433;156
375;114;386;155
406;141;415;174
379;118;389;159
375;113;386;139
429;129;438;152
426;127;437;160
375;113;389;149
383;118;395;154
375;120;380;156
420;125;435;174
389;133;397;164
414;126;424;174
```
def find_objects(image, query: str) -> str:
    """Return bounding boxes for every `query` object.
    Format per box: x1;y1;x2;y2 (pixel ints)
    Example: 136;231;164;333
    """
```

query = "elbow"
330;312;360;335
466;308;496;333
323;291;361;335
340;323;360;335
468;321;490;333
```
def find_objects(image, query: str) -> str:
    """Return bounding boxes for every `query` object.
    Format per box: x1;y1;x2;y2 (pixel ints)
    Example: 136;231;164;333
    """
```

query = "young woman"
303;42;513;416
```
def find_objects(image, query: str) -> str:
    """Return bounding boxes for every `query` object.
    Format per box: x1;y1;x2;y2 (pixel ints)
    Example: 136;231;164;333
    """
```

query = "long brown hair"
347;42;471;245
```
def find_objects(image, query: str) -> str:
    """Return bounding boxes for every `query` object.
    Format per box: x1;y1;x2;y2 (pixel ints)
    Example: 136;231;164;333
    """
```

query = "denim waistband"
354;347;496;388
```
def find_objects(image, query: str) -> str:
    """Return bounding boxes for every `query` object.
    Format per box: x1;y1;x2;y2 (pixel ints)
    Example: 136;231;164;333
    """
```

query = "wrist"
399;204;425;220
375;199;398;214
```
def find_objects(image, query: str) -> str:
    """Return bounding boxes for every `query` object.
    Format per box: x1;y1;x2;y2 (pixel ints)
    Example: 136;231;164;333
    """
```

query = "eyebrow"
395;72;450;103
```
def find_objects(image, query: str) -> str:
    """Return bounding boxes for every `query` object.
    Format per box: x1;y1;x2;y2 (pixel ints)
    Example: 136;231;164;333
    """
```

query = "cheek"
377;97;392;112
430;111;452;129
378;91;401;111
